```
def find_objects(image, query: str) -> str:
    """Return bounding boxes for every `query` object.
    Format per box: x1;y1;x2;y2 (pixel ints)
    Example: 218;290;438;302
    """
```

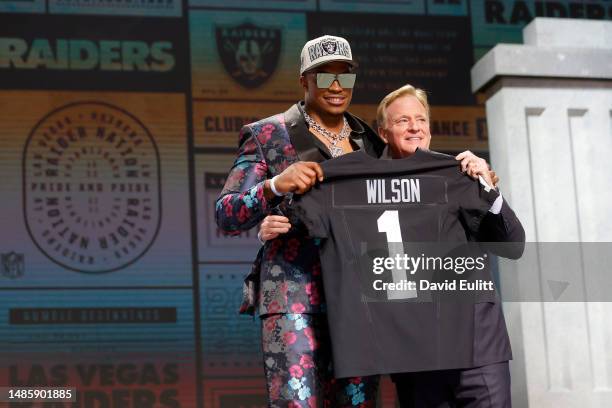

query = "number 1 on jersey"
377;210;417;300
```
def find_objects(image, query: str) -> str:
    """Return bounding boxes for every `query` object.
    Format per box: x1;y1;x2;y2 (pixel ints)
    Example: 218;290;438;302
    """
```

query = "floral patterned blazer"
215;102;385;316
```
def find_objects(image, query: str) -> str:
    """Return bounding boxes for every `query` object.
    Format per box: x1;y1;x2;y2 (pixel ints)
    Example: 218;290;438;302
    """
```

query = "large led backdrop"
1;1;611;407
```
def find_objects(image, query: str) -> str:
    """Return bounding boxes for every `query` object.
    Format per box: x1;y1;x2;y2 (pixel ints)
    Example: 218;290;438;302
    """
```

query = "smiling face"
379;95;431;158
300;61;353;118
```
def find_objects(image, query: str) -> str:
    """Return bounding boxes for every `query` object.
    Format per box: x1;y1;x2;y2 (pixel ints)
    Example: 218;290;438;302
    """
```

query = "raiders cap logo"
300;35;356;75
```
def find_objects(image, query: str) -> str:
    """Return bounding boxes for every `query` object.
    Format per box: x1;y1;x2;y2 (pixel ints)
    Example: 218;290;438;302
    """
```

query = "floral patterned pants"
261;313;380;408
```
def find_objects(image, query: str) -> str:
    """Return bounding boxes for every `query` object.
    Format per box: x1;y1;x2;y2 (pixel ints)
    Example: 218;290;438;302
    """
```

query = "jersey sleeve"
289;184;331;239
456;175;501;236
477;198;526;259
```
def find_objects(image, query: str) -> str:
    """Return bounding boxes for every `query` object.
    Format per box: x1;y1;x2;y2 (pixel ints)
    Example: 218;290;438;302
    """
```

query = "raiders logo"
216;22;281;89
321;40;337;55
23;102;161;274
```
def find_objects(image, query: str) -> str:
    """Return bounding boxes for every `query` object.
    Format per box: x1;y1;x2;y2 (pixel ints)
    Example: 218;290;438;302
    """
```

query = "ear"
378;127;388;143
299;75;308;91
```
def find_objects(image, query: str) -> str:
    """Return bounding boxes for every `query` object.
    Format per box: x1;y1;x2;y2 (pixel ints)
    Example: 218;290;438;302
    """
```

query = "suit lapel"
283;102;385;162
284;103;330;163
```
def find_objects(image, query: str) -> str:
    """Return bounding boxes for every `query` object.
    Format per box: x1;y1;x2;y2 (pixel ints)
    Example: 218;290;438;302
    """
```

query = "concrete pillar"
472;18;612;408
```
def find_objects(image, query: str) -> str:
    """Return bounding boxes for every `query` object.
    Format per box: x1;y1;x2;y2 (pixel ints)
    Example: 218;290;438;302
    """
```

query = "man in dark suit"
377;84;525;408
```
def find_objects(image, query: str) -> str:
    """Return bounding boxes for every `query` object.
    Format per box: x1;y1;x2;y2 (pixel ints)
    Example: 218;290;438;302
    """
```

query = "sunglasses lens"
315;73;356;89
338;73;356;89
316;73;335;88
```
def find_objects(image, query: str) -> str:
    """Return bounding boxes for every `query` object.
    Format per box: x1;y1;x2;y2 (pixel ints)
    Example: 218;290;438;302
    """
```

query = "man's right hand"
265;161;324;197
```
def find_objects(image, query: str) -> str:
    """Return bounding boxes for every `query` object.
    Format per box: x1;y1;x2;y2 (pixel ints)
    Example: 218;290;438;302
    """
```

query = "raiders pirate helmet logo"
321;40;337;54
216;22;282;89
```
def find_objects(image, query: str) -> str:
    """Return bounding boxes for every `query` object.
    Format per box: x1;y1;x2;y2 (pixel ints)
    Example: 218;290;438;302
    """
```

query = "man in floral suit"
216;35;384;407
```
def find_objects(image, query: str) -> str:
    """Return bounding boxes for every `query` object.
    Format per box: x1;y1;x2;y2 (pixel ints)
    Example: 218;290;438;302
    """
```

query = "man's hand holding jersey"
456;150;499;188
259;161;322;242
263;161;324;199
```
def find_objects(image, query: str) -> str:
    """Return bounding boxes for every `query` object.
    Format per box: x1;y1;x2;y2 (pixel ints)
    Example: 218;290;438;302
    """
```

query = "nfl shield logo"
1;252;24;279
216;22;282;89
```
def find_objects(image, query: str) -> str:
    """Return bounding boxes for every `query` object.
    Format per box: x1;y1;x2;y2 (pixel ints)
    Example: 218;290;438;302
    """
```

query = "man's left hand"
455;150;498;188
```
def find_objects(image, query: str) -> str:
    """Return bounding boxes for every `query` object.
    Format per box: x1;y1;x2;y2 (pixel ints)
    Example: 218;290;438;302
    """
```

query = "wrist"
257;229;265;245
269;175;286;197
263;179;276;200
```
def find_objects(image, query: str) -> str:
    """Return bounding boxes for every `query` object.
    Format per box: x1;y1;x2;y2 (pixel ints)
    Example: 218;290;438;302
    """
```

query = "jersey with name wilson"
289;148;507;378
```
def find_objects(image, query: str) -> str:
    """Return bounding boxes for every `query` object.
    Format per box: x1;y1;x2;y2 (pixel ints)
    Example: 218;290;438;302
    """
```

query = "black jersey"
290;149;520;377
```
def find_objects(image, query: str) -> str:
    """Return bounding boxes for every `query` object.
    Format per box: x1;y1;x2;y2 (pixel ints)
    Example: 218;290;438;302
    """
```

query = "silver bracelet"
270;175;285;197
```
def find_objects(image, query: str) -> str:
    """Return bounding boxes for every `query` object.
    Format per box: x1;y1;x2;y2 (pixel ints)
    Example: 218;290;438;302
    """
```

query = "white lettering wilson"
366;178;420;204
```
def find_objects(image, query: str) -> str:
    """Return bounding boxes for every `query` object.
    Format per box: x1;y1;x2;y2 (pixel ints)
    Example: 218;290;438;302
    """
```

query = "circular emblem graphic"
23;102;161;273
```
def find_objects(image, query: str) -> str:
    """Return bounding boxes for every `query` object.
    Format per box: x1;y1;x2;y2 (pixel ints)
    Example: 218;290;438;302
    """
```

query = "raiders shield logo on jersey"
216;22;281;89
